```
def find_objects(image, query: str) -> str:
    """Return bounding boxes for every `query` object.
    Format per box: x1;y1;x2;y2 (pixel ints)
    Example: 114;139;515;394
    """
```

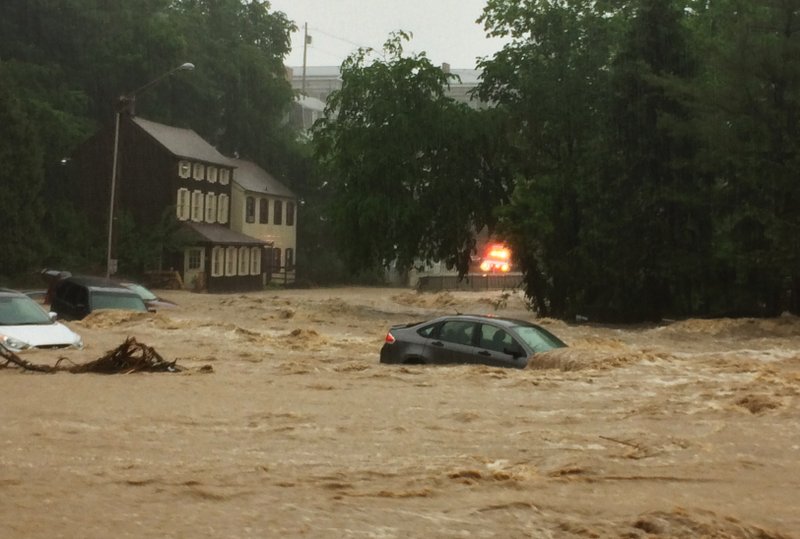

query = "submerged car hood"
0;322;82;349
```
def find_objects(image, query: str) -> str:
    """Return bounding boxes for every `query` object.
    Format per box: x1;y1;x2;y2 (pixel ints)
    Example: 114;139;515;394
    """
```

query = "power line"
307;26;377;51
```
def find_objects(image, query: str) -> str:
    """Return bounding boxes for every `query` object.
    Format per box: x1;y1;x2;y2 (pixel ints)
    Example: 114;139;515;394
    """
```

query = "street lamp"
106;62;194;278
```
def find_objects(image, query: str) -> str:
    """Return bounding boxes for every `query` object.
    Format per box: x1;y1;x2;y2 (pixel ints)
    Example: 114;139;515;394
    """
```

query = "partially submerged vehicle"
380;314;566;369
50;276;149;321
0;288;83;352
40;269;176;315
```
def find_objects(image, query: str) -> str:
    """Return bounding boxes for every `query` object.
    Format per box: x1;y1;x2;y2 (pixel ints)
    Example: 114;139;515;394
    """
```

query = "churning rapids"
1;287;798;538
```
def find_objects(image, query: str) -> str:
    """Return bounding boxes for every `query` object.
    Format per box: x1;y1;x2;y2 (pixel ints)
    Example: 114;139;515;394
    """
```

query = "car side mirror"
49;312;58;321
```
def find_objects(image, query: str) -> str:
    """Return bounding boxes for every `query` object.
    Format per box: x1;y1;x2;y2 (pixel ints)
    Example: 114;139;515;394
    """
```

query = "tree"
167;0;296;175
0;75;47;278
0;0;300;277
587;0;707;320
477;0;619;317
313;33;495;275
693;0;800;315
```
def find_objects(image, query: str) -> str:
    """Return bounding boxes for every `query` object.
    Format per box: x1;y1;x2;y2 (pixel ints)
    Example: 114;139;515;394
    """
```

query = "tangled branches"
1;337;184;374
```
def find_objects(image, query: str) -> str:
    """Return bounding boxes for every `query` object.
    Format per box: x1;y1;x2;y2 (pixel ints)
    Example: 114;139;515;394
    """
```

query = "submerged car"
119;282;177;310
0;288;83;352
41;269;176;311
380;314;566;369
50;276;149;321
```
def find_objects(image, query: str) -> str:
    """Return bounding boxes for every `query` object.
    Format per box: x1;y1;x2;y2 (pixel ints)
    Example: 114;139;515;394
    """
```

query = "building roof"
288;65;482;84
447;69;482;85
178;222;270;246
230;158;296;199
132;117;233;166
288;65;342;79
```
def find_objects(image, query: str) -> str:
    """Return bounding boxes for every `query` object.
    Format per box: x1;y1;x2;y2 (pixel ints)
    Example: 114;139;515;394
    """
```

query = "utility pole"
302;22;310;96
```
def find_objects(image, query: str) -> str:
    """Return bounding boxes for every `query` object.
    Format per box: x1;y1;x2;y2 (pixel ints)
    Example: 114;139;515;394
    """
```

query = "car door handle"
478;350;491;356
432;341;444;347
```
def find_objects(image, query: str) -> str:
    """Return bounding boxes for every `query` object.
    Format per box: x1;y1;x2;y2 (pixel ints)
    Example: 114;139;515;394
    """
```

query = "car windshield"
123;283;157;302
513;324;567;353
0;296;53;325
91;292;147;312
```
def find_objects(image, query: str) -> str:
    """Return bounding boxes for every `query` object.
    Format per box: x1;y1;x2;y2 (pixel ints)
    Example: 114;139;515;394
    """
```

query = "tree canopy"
313;33;505;275
2;0;798;319
314;0;799;320
0;0;301;277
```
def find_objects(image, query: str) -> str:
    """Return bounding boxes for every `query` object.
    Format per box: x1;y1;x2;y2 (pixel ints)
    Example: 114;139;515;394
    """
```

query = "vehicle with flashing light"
479;243;512;273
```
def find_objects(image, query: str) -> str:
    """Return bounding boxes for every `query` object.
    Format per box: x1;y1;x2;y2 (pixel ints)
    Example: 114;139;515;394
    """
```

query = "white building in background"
286;64;487;109
291;94;326;135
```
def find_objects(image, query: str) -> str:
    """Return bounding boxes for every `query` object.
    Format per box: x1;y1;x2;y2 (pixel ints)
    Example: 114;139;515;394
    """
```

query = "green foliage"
692;0;800;315
479;0;620;318
594;0;708;320
168;0;297;173
114;208;188;276
2;0;799;318
1;0;300;278
0;75;47;278
480;0;799;320
41;202;105;274
313;32;495;275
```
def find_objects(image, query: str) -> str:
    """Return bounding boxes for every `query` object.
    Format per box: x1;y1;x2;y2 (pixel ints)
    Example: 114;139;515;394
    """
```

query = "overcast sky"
268;0;509;69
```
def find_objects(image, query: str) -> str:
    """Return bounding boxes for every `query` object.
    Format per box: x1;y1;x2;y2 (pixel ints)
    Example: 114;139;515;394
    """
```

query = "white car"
0;288;83;352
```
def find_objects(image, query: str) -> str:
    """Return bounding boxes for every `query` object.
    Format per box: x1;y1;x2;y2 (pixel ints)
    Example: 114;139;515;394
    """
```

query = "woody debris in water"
1;337;183;374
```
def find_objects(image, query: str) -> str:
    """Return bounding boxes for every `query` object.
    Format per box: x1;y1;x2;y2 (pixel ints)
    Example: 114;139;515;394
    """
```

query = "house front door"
184;247;205;290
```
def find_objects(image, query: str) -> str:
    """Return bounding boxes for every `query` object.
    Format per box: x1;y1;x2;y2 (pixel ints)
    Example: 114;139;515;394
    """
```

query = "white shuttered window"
176;188;190;220
191;190;203;222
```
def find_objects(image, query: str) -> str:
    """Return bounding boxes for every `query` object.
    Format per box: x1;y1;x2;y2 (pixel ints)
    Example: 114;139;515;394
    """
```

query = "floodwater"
1;287;798;538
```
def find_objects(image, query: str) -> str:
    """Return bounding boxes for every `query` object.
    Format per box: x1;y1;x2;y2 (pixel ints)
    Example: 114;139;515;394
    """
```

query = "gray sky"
268;0;509;69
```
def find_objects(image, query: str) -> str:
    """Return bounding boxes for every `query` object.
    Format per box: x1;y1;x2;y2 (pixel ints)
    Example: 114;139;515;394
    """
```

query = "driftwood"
1;337;183;374
0;347;55;372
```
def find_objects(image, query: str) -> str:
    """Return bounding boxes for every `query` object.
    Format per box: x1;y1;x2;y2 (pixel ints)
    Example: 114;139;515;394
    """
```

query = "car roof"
61;276;140;294
0;288;27;298
431;314;538;327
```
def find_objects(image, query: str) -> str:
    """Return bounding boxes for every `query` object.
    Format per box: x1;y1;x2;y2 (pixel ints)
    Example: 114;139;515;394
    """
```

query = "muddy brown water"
2;288;798;538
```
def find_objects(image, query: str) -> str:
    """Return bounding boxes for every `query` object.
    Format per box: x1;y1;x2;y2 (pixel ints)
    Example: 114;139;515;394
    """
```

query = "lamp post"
106;62;194;278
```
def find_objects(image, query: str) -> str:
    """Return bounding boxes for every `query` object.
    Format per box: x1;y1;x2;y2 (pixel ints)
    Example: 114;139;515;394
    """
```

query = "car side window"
57;282;87;308
480;325;505;352
59;283;75;304
417;323;437;338
480;324;523;355
439;320;476;346
69;285;88;307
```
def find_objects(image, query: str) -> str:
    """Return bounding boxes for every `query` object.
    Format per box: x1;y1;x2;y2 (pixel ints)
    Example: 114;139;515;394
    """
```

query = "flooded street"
1;287;798;538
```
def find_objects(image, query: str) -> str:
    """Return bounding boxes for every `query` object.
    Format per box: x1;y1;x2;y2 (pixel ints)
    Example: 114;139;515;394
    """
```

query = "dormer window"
207;166;218;183
178;161;191;178
193;163;205;181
